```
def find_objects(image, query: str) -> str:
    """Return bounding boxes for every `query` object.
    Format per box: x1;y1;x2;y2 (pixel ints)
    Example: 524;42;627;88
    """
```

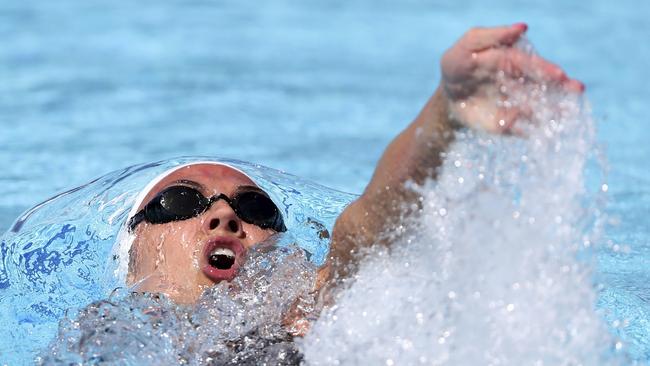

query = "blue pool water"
1;0;648;364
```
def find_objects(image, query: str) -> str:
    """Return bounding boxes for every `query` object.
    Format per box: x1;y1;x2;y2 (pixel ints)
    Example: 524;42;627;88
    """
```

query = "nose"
202;201;244;237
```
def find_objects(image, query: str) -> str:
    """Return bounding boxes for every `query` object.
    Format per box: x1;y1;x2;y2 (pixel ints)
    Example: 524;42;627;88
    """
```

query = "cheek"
159;221;205;260
133;221;206;271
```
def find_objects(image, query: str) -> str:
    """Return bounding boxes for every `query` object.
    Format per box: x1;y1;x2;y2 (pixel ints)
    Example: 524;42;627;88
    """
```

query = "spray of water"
300;43;628;364
39;243;317;365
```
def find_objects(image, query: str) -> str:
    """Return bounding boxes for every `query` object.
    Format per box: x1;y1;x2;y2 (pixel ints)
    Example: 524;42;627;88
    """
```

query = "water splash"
300;46;630;364
39;243;316;365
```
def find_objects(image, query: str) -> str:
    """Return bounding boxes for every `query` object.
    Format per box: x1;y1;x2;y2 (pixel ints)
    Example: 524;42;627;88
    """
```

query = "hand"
440;24;584;134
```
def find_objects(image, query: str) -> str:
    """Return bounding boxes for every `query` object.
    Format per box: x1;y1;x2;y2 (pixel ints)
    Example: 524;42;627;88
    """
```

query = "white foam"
301;50;626;364
40;243;316;365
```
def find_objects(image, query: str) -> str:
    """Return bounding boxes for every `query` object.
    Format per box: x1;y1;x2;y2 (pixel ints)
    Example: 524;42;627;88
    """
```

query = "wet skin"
127;163;276;304
327;23;584;279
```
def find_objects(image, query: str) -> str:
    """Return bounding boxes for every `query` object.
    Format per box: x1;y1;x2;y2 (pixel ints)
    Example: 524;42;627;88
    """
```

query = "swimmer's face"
127;164;277;304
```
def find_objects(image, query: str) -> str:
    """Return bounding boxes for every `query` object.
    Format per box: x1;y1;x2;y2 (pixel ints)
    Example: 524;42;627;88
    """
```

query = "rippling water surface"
0;0;648;364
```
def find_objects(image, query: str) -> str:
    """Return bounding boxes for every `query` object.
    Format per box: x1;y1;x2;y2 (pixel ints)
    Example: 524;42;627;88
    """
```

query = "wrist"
425;87;462;137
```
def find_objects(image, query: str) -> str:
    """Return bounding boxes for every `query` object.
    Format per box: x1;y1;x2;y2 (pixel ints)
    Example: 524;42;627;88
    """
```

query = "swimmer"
126;23;583;312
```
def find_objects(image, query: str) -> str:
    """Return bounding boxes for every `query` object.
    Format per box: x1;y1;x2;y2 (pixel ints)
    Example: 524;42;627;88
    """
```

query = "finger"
473;49;531;78
493;107;525;135
510;52;585;93
479;48;584;93
488;49;567;83
465;23;528;52
509;105;536;137
564;78;586;93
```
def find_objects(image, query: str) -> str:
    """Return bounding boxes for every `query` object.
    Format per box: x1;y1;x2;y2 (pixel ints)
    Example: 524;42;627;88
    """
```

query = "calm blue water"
0;0;648;363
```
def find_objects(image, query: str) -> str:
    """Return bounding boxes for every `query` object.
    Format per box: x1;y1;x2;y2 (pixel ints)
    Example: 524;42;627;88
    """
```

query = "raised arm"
324;24;584;281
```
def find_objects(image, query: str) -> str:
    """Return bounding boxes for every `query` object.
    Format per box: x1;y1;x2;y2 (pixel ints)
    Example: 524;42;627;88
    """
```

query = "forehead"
136;164;257;210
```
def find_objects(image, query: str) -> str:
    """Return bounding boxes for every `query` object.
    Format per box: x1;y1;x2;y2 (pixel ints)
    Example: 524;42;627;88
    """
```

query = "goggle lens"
158;186;208;218
130;185;286;232
233;191;280;228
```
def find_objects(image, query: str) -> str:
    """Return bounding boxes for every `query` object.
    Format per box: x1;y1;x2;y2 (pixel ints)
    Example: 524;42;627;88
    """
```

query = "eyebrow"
169;179;205;191
234;185;268;196
167;181;266;197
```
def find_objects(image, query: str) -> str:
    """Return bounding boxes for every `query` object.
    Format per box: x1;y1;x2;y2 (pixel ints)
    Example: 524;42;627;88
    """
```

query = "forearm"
325;86;457;277
318;22;582;290
364;87;456;198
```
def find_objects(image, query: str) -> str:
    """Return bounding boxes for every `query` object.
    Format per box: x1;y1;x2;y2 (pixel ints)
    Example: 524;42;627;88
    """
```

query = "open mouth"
202;237;245;282
208;247;236;270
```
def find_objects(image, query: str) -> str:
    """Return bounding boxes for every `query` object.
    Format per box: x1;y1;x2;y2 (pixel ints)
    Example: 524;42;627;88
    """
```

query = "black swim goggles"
128;185;286;232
